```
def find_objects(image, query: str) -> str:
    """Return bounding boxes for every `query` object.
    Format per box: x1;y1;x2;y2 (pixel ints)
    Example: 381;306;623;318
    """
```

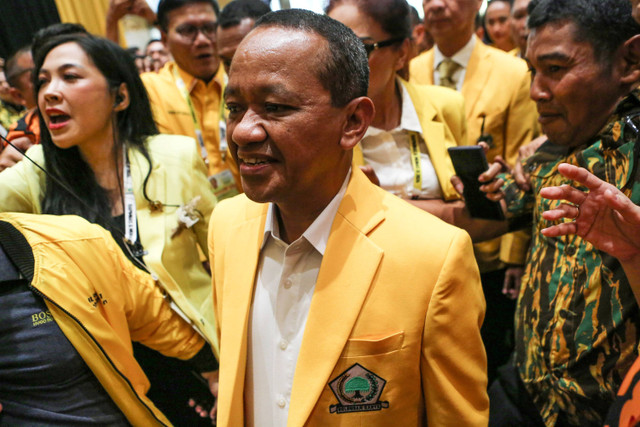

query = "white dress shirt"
433;35;476;91
361;81;443;200
245;171;351;427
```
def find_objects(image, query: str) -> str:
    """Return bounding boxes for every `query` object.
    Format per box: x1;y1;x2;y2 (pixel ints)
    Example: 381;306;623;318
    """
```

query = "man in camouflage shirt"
487;0;640;425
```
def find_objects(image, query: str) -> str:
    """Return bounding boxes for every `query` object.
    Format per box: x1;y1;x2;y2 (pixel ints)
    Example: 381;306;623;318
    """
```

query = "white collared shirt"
361;81;443;199
245;171;351;427
433;35;477;91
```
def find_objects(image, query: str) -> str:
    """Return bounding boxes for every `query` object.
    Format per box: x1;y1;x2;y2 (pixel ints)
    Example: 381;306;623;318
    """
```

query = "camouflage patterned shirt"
501;91;640;426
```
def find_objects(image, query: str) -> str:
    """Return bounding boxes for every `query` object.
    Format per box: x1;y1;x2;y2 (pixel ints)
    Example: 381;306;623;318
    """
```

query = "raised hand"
540;163;640;261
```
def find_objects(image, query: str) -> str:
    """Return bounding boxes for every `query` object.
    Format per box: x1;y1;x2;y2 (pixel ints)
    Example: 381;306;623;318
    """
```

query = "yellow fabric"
0;134;219;353
54;0;110;36
410;39;537;166
353;79;468;201
210;168;489;427
508;47;522;58
141;62;232;178
410;40;537;270
1;212;208;427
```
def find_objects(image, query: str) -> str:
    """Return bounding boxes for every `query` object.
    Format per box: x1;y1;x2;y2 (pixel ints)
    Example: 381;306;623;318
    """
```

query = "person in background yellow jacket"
0;213;218;426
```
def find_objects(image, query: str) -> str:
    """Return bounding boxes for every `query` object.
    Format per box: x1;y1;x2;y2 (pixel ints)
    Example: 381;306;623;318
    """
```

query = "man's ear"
620;34;640;85
339;96;375;151
160;30;168;45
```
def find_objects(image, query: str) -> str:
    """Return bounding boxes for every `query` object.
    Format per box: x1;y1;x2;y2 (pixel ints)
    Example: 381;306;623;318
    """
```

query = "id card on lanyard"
408;131;423;193
172;67;209;164
173;67;238;201
123;150;137;244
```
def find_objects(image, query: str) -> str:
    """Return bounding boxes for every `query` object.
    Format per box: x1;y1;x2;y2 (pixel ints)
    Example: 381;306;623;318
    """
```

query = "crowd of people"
1;0;640;426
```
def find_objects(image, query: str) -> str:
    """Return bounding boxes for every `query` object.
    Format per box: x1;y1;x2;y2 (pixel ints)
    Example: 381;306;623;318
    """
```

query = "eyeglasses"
174;22;218;42
359;37;406;58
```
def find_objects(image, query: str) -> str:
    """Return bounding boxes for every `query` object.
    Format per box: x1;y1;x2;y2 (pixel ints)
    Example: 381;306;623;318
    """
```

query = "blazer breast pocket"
342;331;404;358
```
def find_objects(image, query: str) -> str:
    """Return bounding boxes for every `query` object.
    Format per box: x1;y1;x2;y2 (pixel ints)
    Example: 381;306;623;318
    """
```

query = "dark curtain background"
0;0;61;60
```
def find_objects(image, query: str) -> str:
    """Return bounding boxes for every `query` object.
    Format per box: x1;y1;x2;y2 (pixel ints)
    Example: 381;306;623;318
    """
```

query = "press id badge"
209;169;239;201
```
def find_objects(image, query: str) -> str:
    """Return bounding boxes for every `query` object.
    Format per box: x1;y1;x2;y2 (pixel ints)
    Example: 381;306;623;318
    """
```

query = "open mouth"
50;114;70;124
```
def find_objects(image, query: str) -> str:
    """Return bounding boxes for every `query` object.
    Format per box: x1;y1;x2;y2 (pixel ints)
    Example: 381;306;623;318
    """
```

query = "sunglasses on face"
359;37;406;58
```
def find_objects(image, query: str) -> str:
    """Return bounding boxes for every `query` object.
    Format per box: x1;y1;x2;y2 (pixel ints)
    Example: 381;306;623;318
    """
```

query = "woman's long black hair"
33;33;158;234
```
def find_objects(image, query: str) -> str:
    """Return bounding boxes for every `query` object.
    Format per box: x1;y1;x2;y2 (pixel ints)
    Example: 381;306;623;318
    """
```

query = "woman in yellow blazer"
327;0;474;227
0;33;216;426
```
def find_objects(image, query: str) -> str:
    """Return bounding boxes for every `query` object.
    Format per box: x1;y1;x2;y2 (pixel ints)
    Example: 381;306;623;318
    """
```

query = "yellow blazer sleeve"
500;229;532;265
0;145;45;214
101;223;207;360
422;229;489;426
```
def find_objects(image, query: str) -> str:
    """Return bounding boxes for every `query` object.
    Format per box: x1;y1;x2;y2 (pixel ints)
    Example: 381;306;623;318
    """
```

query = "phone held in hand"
447;146;505;221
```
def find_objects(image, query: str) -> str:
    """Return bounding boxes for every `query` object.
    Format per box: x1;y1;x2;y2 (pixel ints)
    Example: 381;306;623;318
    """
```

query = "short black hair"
409;6;422;28
253;9;369;107
487;0;513;8
219;0;271;29
325;0;411;40
528;0;640;66
5;45;32;89
32;23;88;57
157;0;220;32
146;38;163;48
33;34;158;232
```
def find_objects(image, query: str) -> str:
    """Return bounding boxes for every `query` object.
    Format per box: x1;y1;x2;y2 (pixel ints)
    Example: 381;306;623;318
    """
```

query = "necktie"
438;58;461;90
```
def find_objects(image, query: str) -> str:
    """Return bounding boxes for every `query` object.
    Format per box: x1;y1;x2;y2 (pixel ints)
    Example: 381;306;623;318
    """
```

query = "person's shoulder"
411;48;434;67
146;133;196;151
211;194;265;233
140;62;175;87
352;178;466;247
409;48;435;84
478;42;529;75
215;193;262;217
144;134;198;164
403;79;465;110
0;212;108;246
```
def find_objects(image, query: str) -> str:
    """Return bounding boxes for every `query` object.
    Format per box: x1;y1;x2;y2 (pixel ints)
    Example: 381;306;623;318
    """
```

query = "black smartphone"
447;146;505;221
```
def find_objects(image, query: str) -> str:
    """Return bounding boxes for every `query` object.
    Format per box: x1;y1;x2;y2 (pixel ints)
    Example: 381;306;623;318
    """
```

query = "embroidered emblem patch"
328;363;389;414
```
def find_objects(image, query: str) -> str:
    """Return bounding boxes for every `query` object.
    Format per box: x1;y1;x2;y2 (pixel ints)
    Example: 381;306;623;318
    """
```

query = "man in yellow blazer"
209;9;489;427
409;0;537;166
410;0;537;381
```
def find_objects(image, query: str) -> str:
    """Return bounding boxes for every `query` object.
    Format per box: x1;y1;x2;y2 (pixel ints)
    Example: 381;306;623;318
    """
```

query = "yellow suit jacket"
209;168;489;426
409;39;537;166
0;212;209;426
354;79;469;201
0;135;219;352
410;41;536;269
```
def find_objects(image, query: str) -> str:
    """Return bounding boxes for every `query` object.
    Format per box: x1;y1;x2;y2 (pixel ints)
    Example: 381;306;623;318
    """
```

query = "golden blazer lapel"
288;171;385;426
214;202;266;425
461;43;493;119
